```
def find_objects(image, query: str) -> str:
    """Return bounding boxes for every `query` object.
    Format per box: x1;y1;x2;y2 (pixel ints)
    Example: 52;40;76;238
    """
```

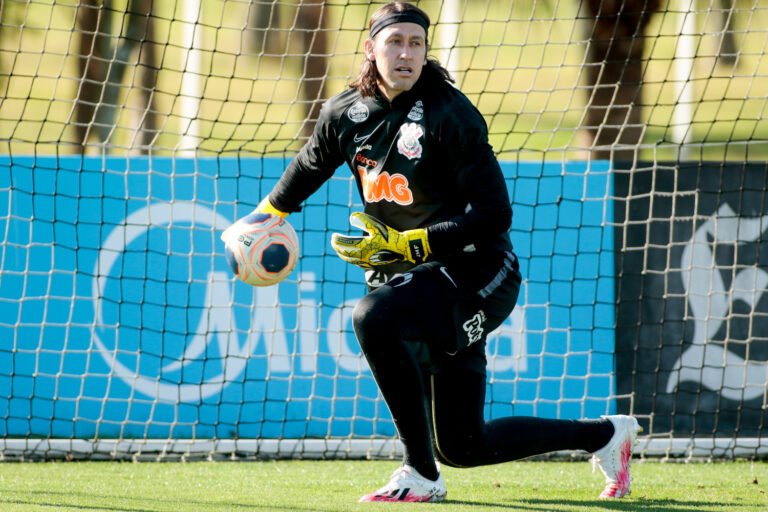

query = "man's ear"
364;38;375;60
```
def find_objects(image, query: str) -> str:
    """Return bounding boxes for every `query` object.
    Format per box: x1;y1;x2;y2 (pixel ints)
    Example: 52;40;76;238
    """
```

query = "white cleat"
359;465;447;503
591;415;642;499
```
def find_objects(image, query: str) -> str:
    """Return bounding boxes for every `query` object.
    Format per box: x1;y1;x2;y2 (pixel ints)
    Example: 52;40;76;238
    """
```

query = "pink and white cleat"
359;465;447;503
591;415;642;499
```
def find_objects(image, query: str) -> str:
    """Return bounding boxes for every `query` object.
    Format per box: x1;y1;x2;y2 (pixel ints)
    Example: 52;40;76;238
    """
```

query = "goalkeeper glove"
255;196;289;219
221;196;288;242
331;212;431;269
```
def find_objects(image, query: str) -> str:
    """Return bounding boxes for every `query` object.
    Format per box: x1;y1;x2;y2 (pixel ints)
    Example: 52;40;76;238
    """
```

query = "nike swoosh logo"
353;132;373;144
439;267;458;288
392;272;413;287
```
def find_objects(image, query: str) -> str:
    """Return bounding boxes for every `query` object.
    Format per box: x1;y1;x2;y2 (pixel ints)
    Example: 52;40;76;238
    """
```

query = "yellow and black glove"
221;196;288;242
255;196;289;219
331;212;431;269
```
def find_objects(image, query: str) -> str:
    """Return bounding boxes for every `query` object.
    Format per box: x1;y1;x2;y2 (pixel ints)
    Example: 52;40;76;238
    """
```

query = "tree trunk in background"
716;0;738;67
135;0;158;151
583;0;659;161
75;0;108;149
75;0;157;151
246;0;328;140
0;1;6;100
248;0;282;55
297;0;328;139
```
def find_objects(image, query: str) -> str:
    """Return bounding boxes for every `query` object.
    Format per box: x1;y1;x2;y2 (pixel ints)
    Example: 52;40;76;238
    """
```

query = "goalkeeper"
254;1;640;503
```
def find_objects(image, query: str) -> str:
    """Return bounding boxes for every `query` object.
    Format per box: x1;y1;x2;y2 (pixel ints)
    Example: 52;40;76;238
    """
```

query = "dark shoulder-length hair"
349;1;454;97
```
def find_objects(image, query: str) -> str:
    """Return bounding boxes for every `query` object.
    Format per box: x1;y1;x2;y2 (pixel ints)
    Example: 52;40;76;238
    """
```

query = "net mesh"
1;0;766;158
1;0;766;460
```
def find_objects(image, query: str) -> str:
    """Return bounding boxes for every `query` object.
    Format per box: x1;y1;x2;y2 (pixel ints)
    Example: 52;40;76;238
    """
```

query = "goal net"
1;0;766;461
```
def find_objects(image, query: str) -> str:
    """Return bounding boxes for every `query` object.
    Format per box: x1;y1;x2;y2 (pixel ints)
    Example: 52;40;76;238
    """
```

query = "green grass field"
0;460;765;511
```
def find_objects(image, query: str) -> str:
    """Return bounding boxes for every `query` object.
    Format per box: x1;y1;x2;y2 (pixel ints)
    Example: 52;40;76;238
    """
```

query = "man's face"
364;22;427;102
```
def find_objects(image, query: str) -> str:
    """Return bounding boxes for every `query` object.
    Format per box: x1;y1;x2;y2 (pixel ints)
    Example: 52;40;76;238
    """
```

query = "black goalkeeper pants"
353;260;613;480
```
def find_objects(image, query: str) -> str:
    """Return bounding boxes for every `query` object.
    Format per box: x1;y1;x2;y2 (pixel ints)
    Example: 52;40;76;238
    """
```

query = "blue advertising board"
0;156;613;440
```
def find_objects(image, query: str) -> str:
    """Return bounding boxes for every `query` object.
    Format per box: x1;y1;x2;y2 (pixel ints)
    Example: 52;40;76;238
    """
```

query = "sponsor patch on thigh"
450;299;491;354
461;309;487;346
452;277;519;354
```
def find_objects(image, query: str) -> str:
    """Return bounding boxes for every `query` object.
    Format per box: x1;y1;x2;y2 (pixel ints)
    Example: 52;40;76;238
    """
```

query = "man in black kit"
249;1;641;503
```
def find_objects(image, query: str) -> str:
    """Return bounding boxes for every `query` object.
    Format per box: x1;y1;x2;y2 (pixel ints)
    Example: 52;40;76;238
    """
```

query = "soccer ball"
222;212;299;287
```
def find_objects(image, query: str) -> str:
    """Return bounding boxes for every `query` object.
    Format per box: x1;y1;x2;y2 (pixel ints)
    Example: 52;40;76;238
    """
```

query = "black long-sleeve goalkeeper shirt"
268;74;514;288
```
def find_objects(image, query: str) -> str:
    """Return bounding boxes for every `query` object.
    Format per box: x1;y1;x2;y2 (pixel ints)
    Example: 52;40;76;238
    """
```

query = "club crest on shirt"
397;122;423;160
407;100;424;121
347;101;369;123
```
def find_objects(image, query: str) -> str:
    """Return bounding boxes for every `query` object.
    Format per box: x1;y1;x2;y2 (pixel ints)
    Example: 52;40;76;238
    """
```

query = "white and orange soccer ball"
221;212;299;287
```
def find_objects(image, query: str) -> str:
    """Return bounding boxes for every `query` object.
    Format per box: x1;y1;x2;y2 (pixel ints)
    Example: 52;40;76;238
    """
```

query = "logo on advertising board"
614;162;768;436
1;157;615;440
90;201;534;404
666;203;768;400
91;202;261;403
90;201;372;407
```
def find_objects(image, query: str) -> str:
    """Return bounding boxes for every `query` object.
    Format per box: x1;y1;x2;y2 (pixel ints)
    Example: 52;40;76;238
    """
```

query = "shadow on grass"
4;489;760;512
447;497;756;511
0;488;330;512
